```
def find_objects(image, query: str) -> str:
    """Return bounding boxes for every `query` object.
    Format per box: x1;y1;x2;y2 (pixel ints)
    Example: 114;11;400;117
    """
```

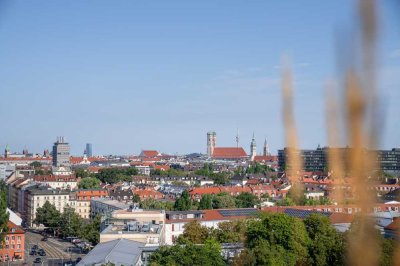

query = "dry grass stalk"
346;0;381;265
325;82;345;204
281;60;303;202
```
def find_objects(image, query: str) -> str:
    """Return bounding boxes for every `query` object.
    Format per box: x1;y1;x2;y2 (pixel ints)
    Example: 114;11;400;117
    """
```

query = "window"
17;244;20;249
11;236;15;240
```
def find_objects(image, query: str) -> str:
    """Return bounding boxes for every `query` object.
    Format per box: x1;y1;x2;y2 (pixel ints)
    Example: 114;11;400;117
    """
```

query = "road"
23;231;83;266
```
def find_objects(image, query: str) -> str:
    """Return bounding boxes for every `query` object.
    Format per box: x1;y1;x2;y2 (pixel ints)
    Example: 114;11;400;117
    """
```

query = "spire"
236;128;239;148
263;138;270;156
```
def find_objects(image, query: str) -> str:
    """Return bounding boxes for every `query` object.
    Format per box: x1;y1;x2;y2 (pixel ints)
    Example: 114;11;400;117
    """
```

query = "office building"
278;146;400;174
86;143;93;157
52;137;70;168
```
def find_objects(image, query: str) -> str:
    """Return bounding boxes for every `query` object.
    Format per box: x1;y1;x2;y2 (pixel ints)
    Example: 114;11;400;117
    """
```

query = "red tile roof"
140;150;160;158
154;165;170;171
220;186;252;195
34;174;77;182
212;147;248;159
0;157;51;162
133;188;164;200
7;221;24;234
76;189;108;199
253;155;278;162
190;187;222;197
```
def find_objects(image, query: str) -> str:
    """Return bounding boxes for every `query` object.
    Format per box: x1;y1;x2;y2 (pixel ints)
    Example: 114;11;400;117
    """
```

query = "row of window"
0;244;22;249
5;236;21;241
37;196;68;200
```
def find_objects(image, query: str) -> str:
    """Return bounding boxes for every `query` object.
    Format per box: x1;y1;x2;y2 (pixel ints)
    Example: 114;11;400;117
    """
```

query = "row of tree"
76;167;139;187
0;180;9;242
34;201;100;245
136;190;260;212
149;213;396;266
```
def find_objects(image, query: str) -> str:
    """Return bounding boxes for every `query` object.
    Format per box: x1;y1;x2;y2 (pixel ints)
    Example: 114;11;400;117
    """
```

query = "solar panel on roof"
284;208;331;219
218;209;258;217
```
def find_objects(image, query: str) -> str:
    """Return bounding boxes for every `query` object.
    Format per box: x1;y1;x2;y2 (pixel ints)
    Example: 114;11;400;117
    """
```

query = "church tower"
4;145;10;158
250;133;257;161
207;131;216;157
263;138;270;156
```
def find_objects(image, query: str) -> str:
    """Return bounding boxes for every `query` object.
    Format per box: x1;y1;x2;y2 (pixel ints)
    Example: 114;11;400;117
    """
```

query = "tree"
211;220;247;243
177;220;210;244
59;207;83;238
174;190;192;211
29;161;42;168
81;215;101;245
140;198;174;210
78;177;101;189
304;213;345;266
199;194;213;210
235;192;259;208
276;196;295;206
75;168;93;179
149;242;226;266
95;167;138;184
0;180;9;242
34;201;61;234
246;213;310;265
212;193;236;209
132;193;141;203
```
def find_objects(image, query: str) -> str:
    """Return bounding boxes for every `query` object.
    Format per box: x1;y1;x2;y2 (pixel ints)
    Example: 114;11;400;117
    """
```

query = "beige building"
100;209;165;245
74;189;108;219
26;187;73;227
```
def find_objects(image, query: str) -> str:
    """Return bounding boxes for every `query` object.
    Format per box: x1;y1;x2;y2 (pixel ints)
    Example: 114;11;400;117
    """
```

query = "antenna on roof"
236;128;239;148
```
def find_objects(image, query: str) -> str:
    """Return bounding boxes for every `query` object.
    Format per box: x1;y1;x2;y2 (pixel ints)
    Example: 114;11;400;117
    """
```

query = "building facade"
0;221;25;262
75;189;108;219
86;143;93;157
52;137;70;168
26;187;73;227
278;147;400;174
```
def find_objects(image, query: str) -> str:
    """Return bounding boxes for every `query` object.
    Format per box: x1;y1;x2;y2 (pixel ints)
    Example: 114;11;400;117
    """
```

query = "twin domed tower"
207;131;270;160
250;133;270;160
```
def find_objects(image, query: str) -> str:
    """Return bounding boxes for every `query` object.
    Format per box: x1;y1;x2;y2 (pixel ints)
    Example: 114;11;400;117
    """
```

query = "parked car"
42;236;48;241
34;257;42;263
29;250;37;256
72;238;81;244
76;257;82;263
32;245;39;250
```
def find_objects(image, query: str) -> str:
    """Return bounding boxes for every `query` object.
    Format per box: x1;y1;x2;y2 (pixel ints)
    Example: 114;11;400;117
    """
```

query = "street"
22;231;83;266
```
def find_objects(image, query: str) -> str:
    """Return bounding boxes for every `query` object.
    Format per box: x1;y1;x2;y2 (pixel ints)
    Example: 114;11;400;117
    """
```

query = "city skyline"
1;1;399;155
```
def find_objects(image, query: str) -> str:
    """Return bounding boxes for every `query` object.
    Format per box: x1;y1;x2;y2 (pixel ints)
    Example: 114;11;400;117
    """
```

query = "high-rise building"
52;137;70;168
250;133;257;161
207;131;216;157
86;143;93;157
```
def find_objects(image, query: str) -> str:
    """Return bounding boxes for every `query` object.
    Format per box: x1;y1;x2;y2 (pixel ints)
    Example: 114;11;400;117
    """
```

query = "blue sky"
0;1;399;155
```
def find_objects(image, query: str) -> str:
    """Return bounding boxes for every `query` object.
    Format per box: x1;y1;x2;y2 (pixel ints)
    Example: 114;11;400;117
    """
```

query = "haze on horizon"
0;1;399;156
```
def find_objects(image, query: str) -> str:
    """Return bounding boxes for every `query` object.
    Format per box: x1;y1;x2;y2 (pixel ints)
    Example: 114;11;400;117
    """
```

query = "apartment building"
26;187;73;227
75;189;108;219
0;221;25;262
